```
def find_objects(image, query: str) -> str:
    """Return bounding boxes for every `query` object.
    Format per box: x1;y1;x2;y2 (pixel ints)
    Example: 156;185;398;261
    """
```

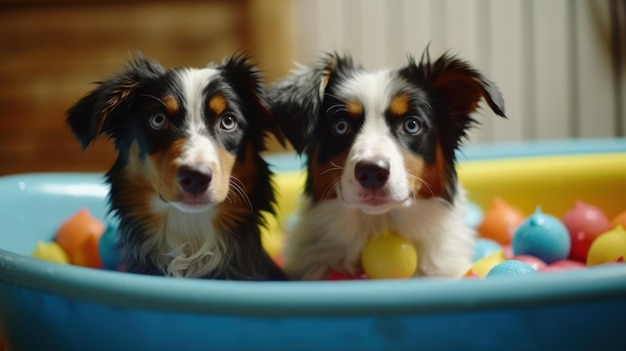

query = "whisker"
325;104;348;115
320;161;345;176
141;94;166;106
407;173;435;198
228;177;254;214
320;177;342;202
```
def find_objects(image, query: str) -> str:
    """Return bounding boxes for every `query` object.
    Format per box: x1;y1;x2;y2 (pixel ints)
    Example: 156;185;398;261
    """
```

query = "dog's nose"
355;159;390;189
177;166;212;194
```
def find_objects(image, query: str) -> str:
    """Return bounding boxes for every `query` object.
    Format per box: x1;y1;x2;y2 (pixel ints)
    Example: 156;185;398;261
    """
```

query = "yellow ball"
32;241;70;264
259;211;284;261
470;250;506;277
361;231;418;279
586;225;626;266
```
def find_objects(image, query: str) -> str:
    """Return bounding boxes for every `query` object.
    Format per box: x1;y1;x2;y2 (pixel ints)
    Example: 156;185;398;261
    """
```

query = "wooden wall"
0;0;294;176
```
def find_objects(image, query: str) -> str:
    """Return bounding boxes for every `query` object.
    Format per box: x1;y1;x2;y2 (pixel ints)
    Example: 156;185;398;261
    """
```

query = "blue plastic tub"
1;138;626;351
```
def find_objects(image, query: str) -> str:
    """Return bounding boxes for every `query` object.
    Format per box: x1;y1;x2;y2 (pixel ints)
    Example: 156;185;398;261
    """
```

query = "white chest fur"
142;201;228;278
284;188;475;280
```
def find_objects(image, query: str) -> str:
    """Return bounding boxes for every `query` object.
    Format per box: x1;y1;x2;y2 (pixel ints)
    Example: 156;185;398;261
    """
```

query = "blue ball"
512;207;571;264
486;260;536;277
472;238;502;262
464;201;484;229
98;224;121;270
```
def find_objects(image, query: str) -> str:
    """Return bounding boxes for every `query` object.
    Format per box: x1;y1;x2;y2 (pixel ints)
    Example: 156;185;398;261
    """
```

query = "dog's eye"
332;119;351;136
219;114;238;131
403;117;422;135
149;113;169;130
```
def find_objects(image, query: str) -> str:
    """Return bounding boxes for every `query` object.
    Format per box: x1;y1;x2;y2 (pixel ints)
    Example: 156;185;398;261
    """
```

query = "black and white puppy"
270;51;506;280
67;53;285;280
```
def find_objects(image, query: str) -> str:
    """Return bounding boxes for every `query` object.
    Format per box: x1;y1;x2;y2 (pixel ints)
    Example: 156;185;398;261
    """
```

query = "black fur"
268;49;506;203
67;52;284;280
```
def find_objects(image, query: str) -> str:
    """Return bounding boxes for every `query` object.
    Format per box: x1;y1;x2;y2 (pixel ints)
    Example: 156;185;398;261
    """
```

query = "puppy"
67;53;284;280
270;51;506;280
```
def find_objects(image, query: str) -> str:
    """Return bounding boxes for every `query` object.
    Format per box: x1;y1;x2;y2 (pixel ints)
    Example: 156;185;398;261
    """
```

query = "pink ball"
502;245;514;259
561;201;610;262
511;254;547;270
540;259;586;273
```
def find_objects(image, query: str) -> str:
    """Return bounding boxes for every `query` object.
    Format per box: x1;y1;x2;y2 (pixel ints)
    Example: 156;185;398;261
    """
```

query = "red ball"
561;201;610;262
325;270;368;280
540;259;586;273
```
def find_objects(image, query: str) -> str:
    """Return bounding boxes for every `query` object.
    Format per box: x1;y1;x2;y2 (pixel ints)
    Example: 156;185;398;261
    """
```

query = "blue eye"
403;117;421;135
149;113;169;130
332;119;351;136
219;114;238;131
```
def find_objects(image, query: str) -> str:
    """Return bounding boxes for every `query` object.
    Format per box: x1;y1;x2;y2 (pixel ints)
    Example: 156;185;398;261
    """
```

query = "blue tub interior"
1;138;626;351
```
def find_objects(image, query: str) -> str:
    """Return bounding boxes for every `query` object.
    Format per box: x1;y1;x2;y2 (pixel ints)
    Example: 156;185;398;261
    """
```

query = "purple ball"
512;207;571;264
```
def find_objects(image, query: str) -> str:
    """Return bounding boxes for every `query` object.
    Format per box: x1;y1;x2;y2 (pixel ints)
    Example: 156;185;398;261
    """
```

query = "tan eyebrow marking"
389;94;410;117
163;95;179;116
208;94;228;115
346;100;363;119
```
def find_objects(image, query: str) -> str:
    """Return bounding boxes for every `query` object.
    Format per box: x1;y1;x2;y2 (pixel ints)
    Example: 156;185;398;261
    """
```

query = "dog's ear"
401;50;506;134
219;53;286;148
268;53;357;153
66;53;164;150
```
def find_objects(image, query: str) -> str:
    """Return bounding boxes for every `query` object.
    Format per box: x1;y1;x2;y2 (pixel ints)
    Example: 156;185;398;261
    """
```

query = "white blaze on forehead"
335;69;412;208
175;67;221;166
336;70;398;157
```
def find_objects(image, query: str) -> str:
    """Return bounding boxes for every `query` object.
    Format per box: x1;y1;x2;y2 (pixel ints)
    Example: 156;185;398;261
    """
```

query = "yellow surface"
458;153;626;218
269;153;626;220
262;153;626;262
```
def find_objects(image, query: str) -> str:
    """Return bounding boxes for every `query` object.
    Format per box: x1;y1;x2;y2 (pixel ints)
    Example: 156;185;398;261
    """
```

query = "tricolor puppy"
270;51;506;280
67;53;284;280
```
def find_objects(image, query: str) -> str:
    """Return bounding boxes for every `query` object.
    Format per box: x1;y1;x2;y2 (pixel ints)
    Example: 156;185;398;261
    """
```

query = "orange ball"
610;210;626;229
477;197;525;245
55;208;105;268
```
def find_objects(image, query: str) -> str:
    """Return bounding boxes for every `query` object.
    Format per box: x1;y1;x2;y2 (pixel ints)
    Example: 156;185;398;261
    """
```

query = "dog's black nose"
177;166;212;194
355;159;390;189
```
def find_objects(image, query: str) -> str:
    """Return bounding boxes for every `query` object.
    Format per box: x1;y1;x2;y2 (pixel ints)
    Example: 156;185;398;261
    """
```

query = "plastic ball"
325;270;368;280
610;210;626;229
472;238;502;262
361;231;418;279
586;225;626;266
486;260;537;277
55;208;105;268
32;241;70;264
477;197;525;245
98;224;121;270
471;250;506;277
541;259;586;273
502;245;514;259
259;212;284;261
512;207;570;264
511;254;547;271
464;201;484;229
561;201;610;262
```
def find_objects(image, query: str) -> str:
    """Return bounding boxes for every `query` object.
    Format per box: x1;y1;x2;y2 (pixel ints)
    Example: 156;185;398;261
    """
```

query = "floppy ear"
66;53;164;150
219;53;286;148
400;50;506;138
268;53;357;153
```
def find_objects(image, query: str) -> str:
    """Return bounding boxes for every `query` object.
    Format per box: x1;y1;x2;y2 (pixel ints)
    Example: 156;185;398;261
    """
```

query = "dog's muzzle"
176;165;212;194
354;158;390;189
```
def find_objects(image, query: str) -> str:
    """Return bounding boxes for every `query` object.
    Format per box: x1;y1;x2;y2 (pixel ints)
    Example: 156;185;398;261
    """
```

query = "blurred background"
0;0;624;175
